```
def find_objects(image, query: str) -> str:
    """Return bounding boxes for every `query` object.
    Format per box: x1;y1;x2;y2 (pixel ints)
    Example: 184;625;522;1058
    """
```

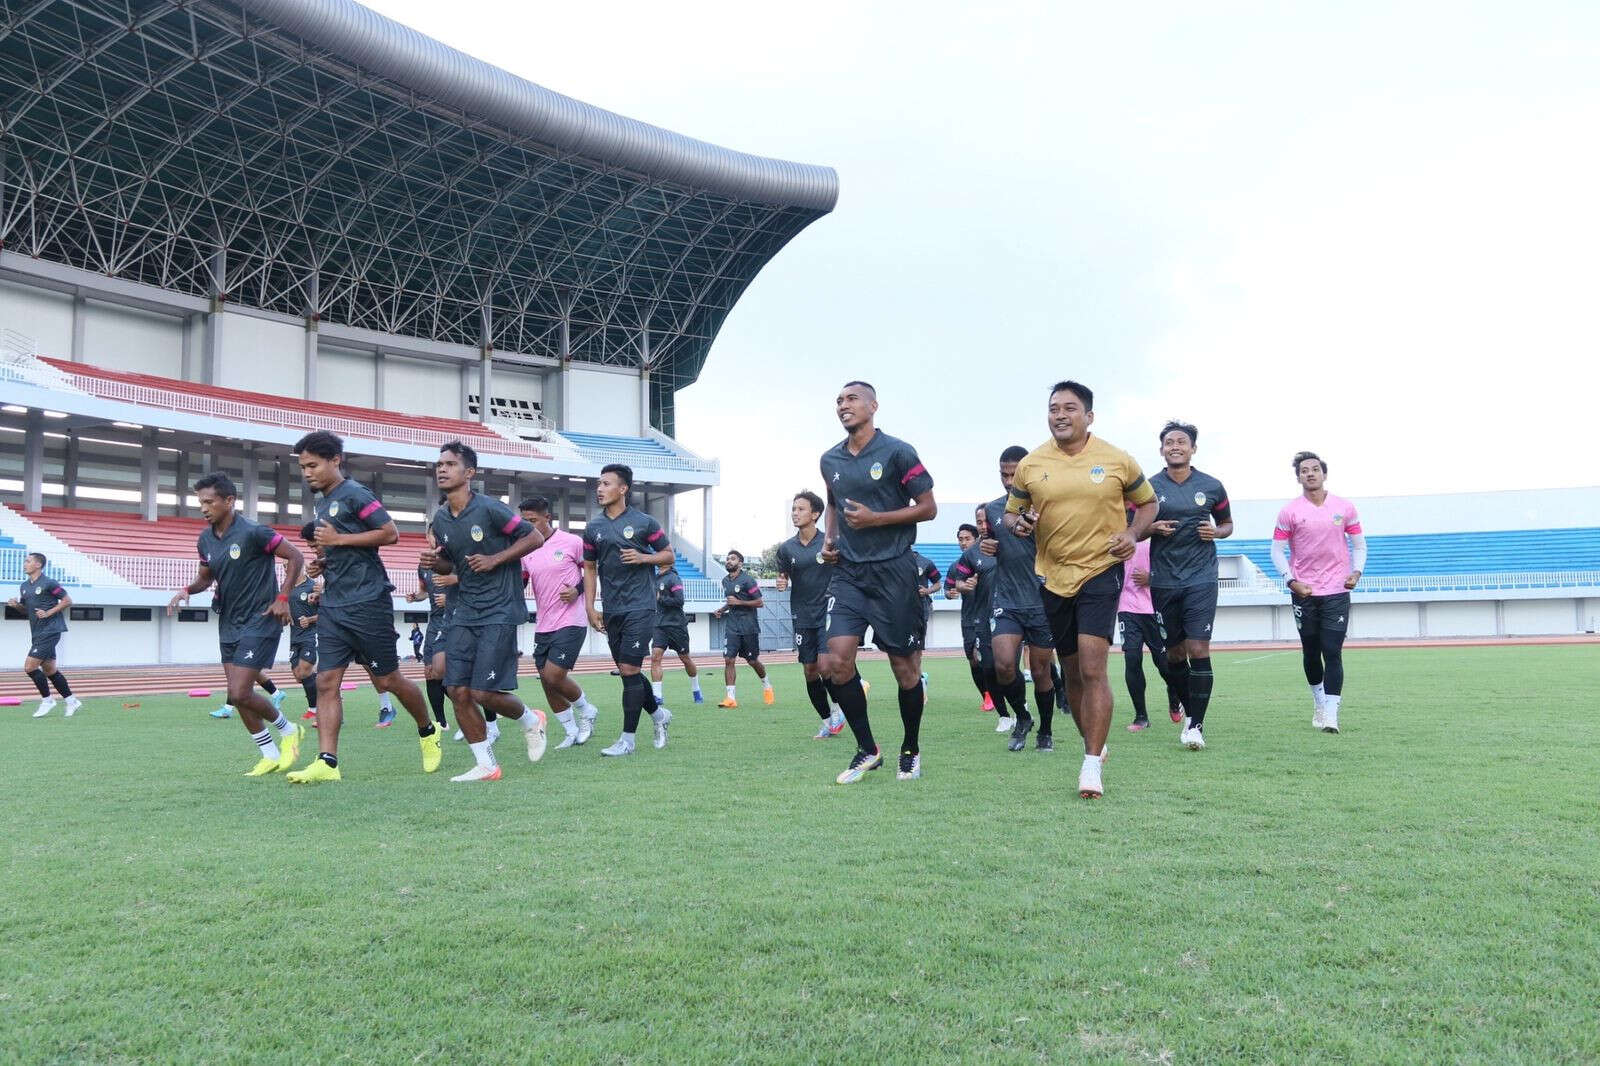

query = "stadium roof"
0;0;838;432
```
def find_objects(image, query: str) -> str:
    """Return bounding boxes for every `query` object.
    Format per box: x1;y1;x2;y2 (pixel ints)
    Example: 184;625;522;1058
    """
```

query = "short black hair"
300;521;317;544
292;430;343;460
193;472;238;499
957;523;979;539
1049;380;1093;411
841;380;876;395
439;440;478;471
1294;450;1327;475
601;463;633;490
26;551;46;568
520;496;551;515
726;549;744;563
794;490;824;515
999;445;1028;464
1160;420;1198;446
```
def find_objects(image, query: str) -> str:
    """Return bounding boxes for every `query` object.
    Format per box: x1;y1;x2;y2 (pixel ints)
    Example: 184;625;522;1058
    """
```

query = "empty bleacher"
914;543;963;577
560;431;713;472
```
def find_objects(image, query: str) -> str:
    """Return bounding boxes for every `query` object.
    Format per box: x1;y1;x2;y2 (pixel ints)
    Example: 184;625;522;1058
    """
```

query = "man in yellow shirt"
1005;380;1158;799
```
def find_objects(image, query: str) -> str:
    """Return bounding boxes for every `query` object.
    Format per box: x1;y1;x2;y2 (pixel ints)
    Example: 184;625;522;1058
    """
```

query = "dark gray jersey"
582;506;670;617
17;577;69;638
983;496;1045;611
416;567;456;626
656;568;687;628
775;530;830;628
721;570;762;635
913;551;941;620
287;577;318;645
312;478;393;608
945;544;997;628
197;514;284;643
819;430;933;564
1149;468;1232;589
430;493;534;627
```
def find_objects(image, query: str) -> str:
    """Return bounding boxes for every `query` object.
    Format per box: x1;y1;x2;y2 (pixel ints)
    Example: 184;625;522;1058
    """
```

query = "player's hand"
265;599;290;625
775;573;789;592
1132;567;1150;588
166;590;189;615
433;592;448;609
619;547;642;564
713;607;725;619
306;557;324;578
4;597;17;609
465;553;494;573
587;607;605;632
840;498;877;529
1150;519;1178;537
1197;522;1217;542
1013;510;1038;538
1288;580;1312;598
979;536;999;557
558;584;579;605
418;547;439;569
313;520;343;548
820;538;840;564
35;608;50;619
1344;571;1362;590
298;616;312;629
1107;531;1137;561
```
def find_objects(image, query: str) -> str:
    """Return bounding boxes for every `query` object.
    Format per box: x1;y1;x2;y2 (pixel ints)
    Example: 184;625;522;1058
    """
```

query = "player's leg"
604;613;666;755
821;566;882;781
24;651;57;716
989;624;1027;730
1120;613;1151;730
292;654;319;720
677;645;703;702
225;660;287;775
747;642;774;704
1316;594;1349;733
1021;639;1057;751
424;651;450;730
649;643;667;703
539;656;580;747
463;625;544;773
40;651;80;715
887;647;925;779
1293;595;1326;727
799;629;835;735
1178;585;1218;746
719;630;740;705
1140;616;1182;722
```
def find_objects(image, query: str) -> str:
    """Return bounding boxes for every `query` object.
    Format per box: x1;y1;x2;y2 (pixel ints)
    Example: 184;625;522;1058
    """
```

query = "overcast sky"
370;0;1600;552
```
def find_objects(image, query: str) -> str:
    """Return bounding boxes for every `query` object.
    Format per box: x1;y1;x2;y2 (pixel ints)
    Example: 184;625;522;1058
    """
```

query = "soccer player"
986;445;1062;752
406;522;455;734
714;549;773;707
286;431;442;783
519;496;603;748
1147;420;1233;751
1004;380;1156;799
1119;508;1182;731
775;490;842;738
409;623;424;662
10;552;81;718
944;515;997;714
286;565;321;723
818;380;937;783
1273;450;1366;734
650;557;704;707
166;473;306;776
582;463;676;756
420;441;548;782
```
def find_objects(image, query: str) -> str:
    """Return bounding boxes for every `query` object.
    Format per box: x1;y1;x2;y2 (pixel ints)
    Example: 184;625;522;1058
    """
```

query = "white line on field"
1233;651;1291;664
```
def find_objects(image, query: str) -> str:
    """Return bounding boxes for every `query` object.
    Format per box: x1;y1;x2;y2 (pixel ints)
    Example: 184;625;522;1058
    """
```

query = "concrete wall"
566;366;640;435
318;348;377;407
219;313;305;397
84;302;183;377
0;281;74;358
384;354;459;413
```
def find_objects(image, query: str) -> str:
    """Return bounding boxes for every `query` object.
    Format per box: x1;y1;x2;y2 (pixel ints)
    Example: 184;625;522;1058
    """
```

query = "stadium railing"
0;546;82;587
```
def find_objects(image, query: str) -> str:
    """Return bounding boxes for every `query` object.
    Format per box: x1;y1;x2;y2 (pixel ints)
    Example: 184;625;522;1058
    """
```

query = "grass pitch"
3;644;1597;1064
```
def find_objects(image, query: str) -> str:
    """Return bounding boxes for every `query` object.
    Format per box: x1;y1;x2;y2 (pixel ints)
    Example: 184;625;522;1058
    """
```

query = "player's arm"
169;563;215;613
1345;508;1367;588
659;581;685;611
269;534;305;618
1200;489;1234;541
739;578;764;611
640;524;675;568
45;590;72;617
944;559;973;599
774;546;791;592
821;480;841;562
1107;471;1158;560
580;532;605;630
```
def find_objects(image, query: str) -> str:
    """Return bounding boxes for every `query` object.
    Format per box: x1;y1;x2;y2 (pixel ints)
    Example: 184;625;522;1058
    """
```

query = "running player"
650;556;704;707
421;441;548;782
10;553;81;718
1119;507;1181;731
775;490;841;738
714;549;773;707
582;464;676;756
520;496;603;748
286;561;321;723
406;521;455;733
1273;451;1366;734
987;446;1061;752
1005;380;1156;799
819;380;937;784
1147;420;1232;751
285;431;442;783
166;473;306;776
943;514;997;714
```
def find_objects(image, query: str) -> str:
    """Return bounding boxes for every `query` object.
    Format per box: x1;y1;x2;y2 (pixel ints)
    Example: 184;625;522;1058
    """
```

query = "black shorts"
1152;584;1219;645
793;624;824;665
961;626;995;672
991;602;1053;646
724;629;761;661
1118;612;1165;657
445;622;520;691
422;619;448;660
26;633;62;662
604;609;656;668
317;599;400;676
535;624;588;671
289;637;317;670
824;555;926;657
653;623;691;655
1042;565;1124;653
220;628;280;670
1293;592;1351;641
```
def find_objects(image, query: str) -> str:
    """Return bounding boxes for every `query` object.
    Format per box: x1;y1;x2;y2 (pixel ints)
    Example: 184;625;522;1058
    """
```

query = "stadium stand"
914;543;963;578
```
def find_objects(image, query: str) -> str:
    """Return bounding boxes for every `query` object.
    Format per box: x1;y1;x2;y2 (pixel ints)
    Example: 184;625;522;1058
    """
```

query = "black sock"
50;672;72;697
1049;661;1065;708
1003;675;1029;718
825;673;875;753
1034;685;1054;736
1168;660;1190;718
968;663;987;699
484;706;498;723
897;683;925;756
983;667;1000;705
1187;657;1213;728
805;677;831;719
259;676;277;695
426;678;448;726
640;674;659;716
318;752;338;768
300;676;318;709
621;673;646;733
27;668;50;698
1124;653;1148;721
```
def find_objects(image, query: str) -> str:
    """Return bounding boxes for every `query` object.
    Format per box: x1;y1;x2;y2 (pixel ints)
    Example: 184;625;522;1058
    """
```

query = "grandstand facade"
0;0;835;666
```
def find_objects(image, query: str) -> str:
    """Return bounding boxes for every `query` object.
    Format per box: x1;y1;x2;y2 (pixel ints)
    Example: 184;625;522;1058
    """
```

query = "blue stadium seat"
562;432;680;462
1224;527;1600;577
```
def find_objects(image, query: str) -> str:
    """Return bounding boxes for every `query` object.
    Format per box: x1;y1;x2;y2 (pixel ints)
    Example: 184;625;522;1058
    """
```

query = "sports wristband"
276;593;290;602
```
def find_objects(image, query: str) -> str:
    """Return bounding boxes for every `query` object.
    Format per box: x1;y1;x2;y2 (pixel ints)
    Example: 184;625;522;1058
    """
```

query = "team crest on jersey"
228;543;242;560
470;524;484;542
869;462;884;480
815;552;825;564
299;592;308;601
1089;465;1106;484
554;549;565;561
329;502;340;516
623;525;635;540
1333;514;1345;525
1194;491;1206;507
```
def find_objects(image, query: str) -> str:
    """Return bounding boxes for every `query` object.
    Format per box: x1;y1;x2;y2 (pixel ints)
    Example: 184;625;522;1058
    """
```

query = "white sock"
469;739;497;769
1312;682;1326;708
555;708;576;734
690;677;702;694
1082;752;1102;771
574;690;594;715
271;710;292;732
519;707;541;732
651;680;664;700
619;731;636;748
761;677;773;691
379;692;394;711
726;685;736;700
1326;694;1341;716
651;705;668;723
252;729;280;761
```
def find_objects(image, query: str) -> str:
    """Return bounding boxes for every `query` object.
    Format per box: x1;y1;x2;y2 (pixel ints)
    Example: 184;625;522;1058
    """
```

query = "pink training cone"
340;681;360;691
188;688;212;698
0;696;21;706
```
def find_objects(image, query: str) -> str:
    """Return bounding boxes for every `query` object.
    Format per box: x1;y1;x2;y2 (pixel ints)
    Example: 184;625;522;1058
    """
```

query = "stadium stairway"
0;506;135;588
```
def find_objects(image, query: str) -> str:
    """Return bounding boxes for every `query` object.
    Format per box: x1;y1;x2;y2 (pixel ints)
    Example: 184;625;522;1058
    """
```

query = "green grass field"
3;644;1597;1064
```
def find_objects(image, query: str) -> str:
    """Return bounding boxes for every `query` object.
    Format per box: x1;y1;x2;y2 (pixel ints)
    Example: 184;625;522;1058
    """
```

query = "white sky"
370;0;1600;551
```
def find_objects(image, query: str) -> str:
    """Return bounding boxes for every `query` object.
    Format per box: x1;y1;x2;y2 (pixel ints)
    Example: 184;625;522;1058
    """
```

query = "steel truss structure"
0;0;837;433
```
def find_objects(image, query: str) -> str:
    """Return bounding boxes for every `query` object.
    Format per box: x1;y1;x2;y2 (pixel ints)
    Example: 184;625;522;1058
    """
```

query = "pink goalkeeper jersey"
1274;493;1363;596
522;528;586;633
1119;538;1154;614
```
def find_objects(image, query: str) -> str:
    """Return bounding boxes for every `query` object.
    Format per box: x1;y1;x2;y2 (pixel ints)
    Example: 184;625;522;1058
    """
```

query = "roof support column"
70;295;86;362
479;305;494;425
175;450;189;518
374;347;387;410
702;486;713;575
139;428;159;521
638;329;651;435
665;492;677;545
557;316;572;431
62;431;80;507
242;445;260;521
22;408;44;512
304;275;320;400
203;234;227;386
274;457;292;524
